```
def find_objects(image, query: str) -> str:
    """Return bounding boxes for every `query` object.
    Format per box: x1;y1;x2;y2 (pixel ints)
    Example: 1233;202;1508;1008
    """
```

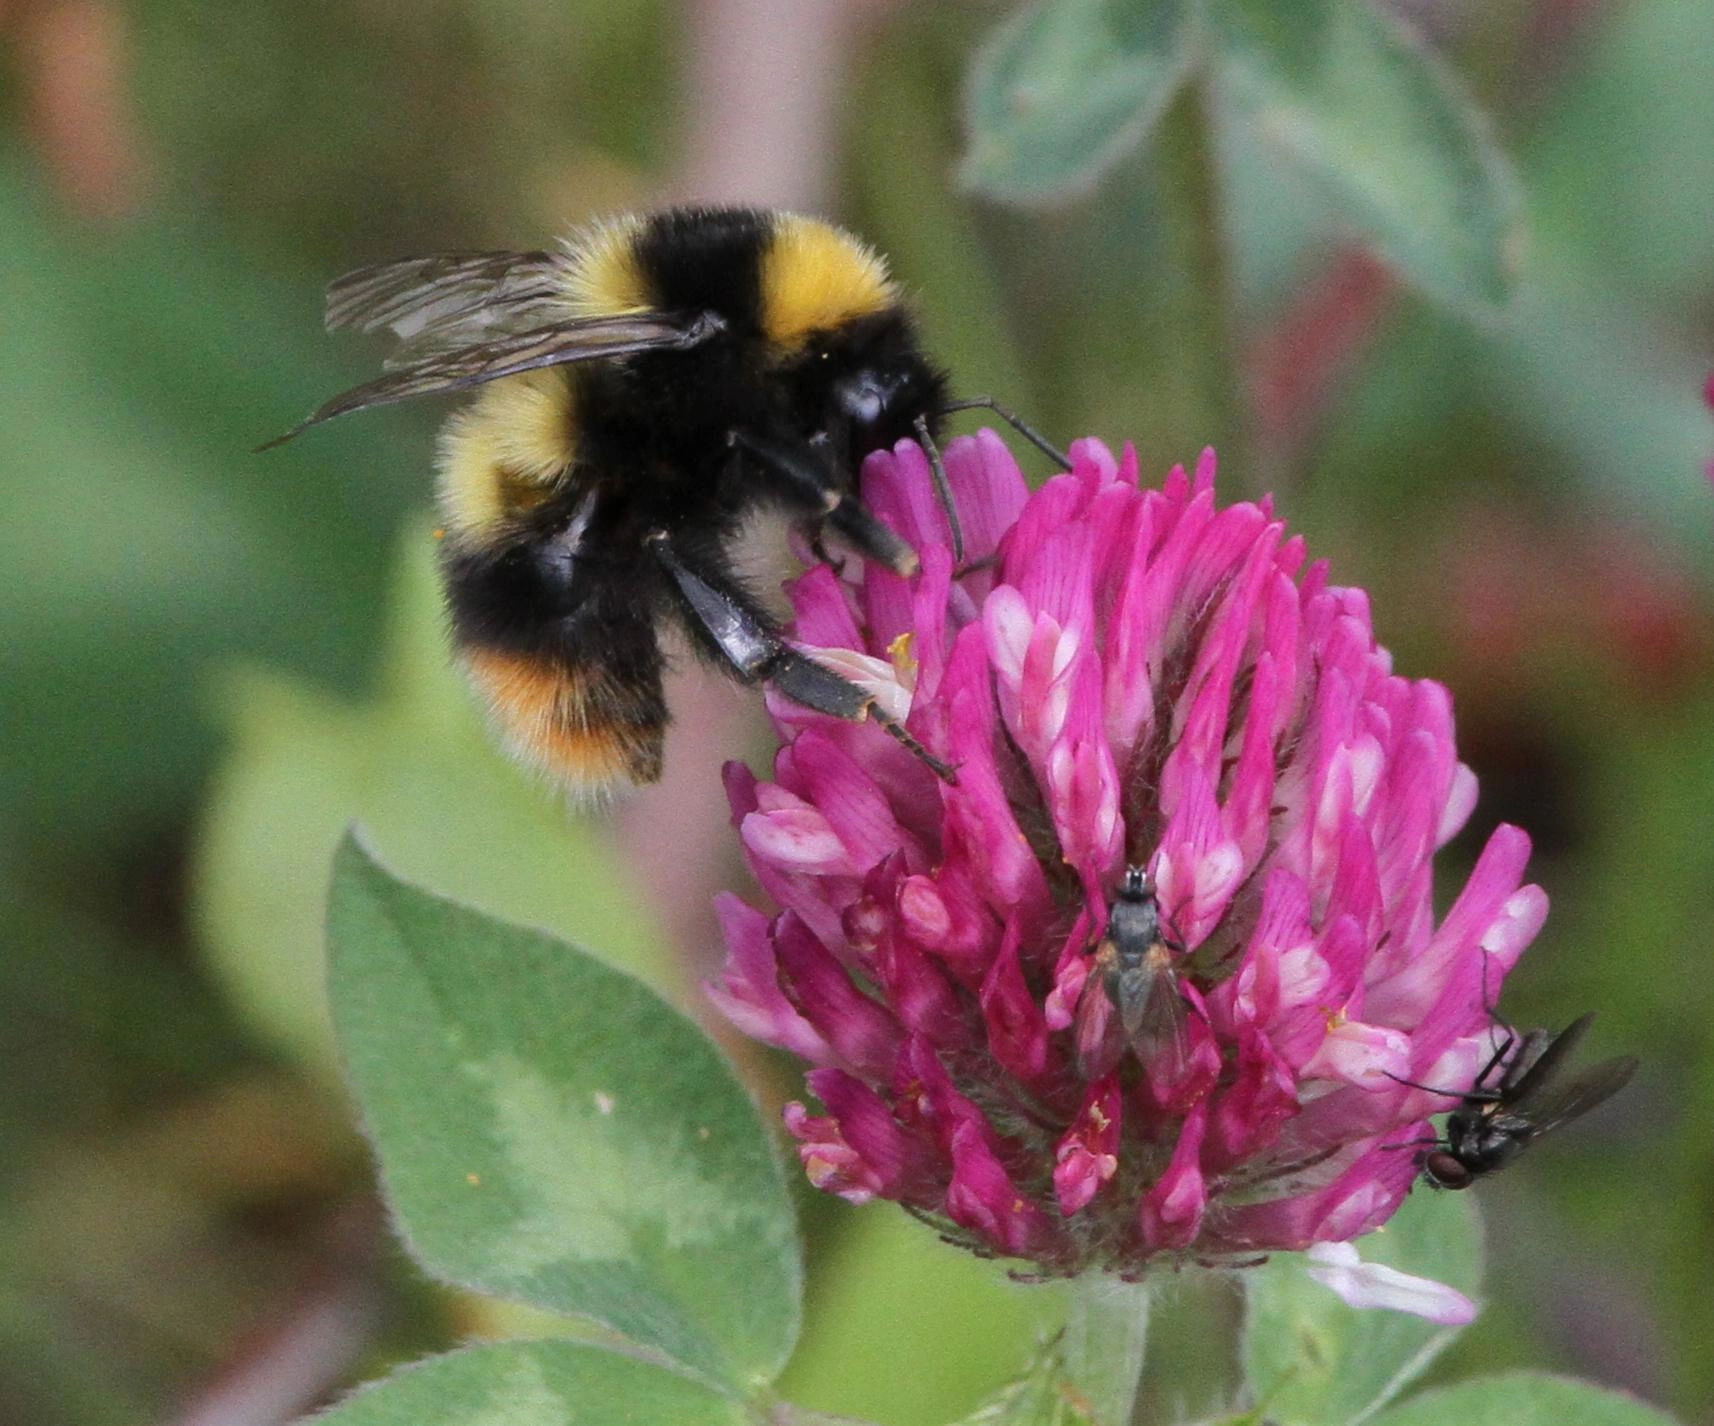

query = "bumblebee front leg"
727;429;920;577
645;529;956;782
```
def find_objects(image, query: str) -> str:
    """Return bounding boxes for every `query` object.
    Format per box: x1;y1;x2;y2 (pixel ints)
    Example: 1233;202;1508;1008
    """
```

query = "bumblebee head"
752;214;948;469
788;309;948;470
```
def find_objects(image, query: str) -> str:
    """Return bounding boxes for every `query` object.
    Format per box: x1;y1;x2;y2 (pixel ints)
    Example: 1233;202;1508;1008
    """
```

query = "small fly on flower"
1397;1011;1637;1189
1072;867;1197;1082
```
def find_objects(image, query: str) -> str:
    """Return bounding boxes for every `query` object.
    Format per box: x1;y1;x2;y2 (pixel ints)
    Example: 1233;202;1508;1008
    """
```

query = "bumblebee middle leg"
646;528;955;782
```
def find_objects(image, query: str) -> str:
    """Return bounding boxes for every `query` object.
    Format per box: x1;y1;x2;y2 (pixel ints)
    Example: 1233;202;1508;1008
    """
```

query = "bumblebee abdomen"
441;486;670;794
461;646;667;791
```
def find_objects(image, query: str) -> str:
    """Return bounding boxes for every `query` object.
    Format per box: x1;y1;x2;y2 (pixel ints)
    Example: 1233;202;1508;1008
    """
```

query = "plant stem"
1062;1275;1152;1426
1153;66;1250;485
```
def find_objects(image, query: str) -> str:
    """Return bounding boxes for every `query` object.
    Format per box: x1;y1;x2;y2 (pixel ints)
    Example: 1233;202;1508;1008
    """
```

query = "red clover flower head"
710;434;1544;1278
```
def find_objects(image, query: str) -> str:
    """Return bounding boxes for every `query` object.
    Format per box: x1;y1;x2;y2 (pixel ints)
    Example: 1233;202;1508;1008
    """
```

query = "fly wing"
324;250;565;368
1492;1025;1554;1093
1132;971;1194;1075
1501;1013;1594;1105
1072;950;1125;1082
262;309;723;449
1505;1053;1639;1139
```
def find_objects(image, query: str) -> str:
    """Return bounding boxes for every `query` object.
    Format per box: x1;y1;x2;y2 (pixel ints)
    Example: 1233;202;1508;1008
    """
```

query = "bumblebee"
269;206;1002;792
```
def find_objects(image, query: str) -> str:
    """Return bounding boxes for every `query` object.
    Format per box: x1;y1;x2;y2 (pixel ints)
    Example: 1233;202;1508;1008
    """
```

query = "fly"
1397;1012;1637;1189
1072;866;1194;1081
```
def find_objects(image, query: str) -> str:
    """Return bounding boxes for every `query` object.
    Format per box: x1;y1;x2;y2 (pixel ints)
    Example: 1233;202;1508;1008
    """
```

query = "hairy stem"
1063;1275;1152;1426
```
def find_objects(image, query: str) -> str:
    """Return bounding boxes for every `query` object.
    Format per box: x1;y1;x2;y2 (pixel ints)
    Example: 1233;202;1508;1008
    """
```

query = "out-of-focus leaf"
960;0;1195;203
1524;1;1714;304
1208;0;1522;315
327;838;801;1392
1368;1372;1680;1426
309;1341;747;1426
0;885;248;1162
0;154;419;843
192;522;669;1073
1476;261;1714;540
777;1208;1058;1426
1241;1189;1484;1426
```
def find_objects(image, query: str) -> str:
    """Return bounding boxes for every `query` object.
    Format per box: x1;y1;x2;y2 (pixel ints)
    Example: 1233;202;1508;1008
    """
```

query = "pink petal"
773;913;902;1078
1054;1077;1123;1215
1139;1102;1210;1251
1304;1242;1479;1326
706;893;835;1065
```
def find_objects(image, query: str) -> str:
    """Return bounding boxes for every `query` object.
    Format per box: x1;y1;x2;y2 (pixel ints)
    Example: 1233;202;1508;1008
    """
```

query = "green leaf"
960;0;1195;203
945;1333;1099;1426
0;157;425;845
1241;1189;1484;1426
309;1340;749;1425
326;837;801;1393
1368;1372;1681;1426
1208;0;1522;314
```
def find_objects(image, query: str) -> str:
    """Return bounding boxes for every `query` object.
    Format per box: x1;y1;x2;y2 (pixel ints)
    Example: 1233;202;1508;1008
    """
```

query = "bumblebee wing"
262;309;722;449
1506;1053;1638;1138
324;250;564;367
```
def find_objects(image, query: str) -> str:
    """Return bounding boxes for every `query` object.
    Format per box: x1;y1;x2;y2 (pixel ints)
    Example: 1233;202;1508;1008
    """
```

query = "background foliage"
1;1;1709;1423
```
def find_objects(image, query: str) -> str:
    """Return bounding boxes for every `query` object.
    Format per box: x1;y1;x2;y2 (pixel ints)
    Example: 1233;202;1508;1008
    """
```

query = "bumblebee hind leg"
647;528;955;782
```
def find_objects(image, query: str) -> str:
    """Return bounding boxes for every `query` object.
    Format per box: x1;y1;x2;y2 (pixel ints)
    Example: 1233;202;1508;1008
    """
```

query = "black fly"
1072;867;1195;1081
1398;1012;1637;1190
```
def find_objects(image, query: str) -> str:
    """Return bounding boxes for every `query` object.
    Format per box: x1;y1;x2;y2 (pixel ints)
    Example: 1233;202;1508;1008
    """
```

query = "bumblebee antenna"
917;398;1074;570
938;396;1072;472
911;414;966;566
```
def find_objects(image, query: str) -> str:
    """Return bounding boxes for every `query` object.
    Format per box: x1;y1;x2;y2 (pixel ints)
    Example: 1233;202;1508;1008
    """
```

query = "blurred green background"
2;0;1710;1422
